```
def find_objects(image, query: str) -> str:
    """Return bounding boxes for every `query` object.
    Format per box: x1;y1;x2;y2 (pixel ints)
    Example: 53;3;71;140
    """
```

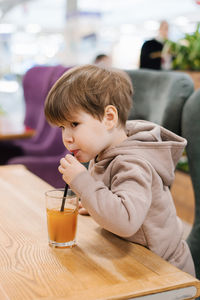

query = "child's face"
59;110;114;163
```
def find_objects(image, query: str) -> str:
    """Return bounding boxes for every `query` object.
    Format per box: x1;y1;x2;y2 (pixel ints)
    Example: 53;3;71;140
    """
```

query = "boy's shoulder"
110;152;153;175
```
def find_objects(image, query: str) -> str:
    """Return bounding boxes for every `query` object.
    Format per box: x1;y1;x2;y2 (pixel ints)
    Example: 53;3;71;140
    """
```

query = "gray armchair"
182;88;200;279
125;69;200;277
126;69;194;135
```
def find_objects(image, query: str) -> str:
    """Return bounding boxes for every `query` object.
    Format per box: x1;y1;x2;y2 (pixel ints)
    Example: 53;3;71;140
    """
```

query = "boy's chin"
77;154;93;163
78;158;90;163
75;155;90;163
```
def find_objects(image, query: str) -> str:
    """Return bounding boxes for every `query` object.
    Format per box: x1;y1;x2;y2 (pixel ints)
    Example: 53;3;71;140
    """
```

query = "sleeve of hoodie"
70;155;153;237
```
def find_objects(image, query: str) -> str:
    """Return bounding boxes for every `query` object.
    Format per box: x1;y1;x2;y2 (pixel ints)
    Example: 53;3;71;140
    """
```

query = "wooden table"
0;165;199;300
0;128;35;140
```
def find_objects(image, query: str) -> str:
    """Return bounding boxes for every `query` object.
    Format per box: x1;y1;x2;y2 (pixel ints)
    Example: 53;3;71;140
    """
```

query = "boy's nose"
62;129;74;143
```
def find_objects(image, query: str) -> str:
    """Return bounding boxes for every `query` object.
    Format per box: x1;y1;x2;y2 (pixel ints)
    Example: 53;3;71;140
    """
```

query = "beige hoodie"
70;120;195;276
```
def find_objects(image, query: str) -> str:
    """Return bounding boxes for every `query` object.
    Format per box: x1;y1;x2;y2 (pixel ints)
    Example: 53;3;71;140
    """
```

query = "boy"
44;64;195;276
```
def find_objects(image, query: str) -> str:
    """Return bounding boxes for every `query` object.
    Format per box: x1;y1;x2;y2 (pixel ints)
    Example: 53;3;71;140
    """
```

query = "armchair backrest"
126;69;194;135
126;69;200;279
23;65;69;130
126;69;200;277
8;65;71;187
15;65;71;155
182;88;200;279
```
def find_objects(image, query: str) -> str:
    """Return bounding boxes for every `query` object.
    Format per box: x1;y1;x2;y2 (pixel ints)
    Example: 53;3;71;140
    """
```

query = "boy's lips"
71;149;79;156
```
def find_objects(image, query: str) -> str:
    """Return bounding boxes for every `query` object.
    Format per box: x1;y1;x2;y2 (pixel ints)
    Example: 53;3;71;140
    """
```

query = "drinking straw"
60;183;68;212
60;153;73;212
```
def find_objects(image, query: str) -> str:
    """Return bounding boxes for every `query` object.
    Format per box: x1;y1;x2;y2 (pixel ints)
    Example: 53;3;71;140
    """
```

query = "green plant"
176;154;189;173
0;106;6;115
165;23;200;70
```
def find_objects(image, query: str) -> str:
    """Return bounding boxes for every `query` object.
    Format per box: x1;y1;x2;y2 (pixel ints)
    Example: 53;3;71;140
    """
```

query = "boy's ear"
103;105;118;130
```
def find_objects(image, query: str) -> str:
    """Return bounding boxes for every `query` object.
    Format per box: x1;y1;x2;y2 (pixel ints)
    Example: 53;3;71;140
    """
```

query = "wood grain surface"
0;165;199;300
0;129;35;140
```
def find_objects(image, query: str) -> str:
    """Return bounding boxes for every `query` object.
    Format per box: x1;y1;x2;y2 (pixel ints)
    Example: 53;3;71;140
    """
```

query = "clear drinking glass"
45;189;78;248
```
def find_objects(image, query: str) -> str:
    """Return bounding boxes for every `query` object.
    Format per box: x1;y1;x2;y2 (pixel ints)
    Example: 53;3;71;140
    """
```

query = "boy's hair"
44;64;133;127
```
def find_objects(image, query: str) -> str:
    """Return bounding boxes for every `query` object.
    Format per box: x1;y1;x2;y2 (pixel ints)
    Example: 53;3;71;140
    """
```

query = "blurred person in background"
93;54;112;67
139;20;171;70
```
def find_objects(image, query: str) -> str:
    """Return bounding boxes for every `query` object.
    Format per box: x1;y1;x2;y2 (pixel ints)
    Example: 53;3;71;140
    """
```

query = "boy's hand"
58;154;86;184
79;201;90;215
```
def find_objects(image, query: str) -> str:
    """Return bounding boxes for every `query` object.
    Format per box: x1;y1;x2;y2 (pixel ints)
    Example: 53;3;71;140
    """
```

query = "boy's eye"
71;122;79;128
59;125;64;130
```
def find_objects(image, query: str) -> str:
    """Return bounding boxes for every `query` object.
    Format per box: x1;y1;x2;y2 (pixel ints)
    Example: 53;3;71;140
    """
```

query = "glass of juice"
45;189;78;248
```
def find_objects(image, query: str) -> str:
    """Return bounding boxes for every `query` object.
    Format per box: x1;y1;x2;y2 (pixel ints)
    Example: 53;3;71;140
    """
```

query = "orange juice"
47;207;78;246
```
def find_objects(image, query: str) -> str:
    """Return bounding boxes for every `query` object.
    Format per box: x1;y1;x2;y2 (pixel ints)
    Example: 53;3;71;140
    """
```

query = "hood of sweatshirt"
94;120;187;187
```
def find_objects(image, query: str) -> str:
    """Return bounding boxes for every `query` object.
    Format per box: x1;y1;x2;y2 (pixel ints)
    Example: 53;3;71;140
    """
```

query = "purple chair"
7;65;71;188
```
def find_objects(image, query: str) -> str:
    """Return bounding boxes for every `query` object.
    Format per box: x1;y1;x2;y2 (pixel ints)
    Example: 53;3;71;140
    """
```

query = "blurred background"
0;0;200;123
